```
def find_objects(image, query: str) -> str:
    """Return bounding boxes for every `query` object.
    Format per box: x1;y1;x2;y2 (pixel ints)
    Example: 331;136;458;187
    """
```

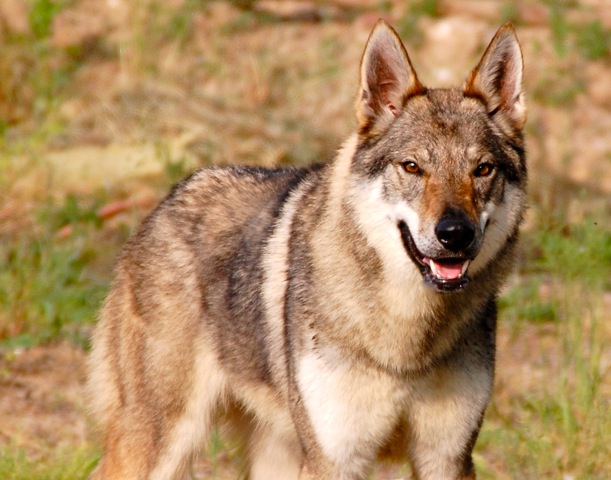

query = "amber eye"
474;162;495;177
402;160;421;174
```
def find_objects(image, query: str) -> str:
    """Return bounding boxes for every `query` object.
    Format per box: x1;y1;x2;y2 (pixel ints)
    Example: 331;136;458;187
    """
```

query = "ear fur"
356;20;424;137
465;23;526;131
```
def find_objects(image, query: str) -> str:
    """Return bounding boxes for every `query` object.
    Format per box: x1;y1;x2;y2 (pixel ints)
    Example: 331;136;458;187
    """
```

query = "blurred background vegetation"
0;0;609;478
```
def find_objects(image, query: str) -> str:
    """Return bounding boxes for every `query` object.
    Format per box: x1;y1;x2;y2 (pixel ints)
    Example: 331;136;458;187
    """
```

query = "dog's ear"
356;20;424;137
465;23;526;131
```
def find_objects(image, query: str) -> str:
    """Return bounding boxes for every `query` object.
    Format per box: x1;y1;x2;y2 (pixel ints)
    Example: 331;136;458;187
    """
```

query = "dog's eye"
474;162;495;177
402;161;421;174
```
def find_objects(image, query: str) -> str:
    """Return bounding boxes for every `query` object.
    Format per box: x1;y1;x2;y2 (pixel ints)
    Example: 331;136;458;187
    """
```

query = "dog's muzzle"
434;216;476;253
398;216;478;293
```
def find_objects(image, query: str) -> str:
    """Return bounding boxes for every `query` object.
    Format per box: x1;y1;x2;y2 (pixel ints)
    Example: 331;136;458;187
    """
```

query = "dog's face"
351;21;526;292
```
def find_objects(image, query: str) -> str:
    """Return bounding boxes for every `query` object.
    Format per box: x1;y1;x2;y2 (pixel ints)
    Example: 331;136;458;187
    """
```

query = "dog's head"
350;21;527;293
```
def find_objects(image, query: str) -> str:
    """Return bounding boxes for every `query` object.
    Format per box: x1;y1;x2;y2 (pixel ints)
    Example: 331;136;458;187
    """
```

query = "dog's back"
87;165;324;478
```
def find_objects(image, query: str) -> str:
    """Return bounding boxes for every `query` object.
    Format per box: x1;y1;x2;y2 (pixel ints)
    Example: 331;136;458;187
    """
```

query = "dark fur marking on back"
224;168;320;383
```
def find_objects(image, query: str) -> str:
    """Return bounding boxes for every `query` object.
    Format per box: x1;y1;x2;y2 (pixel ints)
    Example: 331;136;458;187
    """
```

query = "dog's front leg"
405;365;492;479
405;324;495;480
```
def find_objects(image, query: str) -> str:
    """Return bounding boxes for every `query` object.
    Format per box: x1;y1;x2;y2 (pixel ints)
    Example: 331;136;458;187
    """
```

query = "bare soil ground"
0;343;89;459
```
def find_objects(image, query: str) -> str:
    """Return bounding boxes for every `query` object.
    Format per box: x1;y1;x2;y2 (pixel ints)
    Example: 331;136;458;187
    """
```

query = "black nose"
435;216;476;253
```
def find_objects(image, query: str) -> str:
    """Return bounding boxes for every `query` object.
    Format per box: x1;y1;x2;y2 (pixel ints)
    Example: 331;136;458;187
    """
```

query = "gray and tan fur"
88;20;527;480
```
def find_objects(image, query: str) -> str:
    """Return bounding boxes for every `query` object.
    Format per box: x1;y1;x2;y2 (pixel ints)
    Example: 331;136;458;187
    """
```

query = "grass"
0;191;127;348
0;0;79;136
396;0;441;47
547;0;611;60
0;233;105;347
481;215;610;478
0;0;609;478
0;446;98;480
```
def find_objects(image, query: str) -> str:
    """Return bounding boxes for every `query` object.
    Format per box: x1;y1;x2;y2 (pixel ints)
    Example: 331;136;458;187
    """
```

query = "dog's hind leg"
92;357;225;480
248;418;303;480
148;347;227;480
89;328;226;480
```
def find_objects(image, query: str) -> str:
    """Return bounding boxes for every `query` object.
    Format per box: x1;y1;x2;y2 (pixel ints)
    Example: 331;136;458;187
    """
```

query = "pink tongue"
432;260;464;280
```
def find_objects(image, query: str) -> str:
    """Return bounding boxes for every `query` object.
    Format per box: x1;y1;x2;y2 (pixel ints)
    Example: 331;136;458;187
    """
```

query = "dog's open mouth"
398;221;470;293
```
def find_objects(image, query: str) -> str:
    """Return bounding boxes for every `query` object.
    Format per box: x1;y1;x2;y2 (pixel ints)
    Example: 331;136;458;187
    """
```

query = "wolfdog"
87;20;526;480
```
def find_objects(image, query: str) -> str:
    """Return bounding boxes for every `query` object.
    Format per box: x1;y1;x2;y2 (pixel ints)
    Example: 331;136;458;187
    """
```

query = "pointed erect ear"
465;23;526;131
356;20;424;137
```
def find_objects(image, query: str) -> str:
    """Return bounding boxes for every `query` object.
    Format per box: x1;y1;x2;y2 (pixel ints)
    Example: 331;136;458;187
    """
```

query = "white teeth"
428;259;439;277
461;260;470;276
